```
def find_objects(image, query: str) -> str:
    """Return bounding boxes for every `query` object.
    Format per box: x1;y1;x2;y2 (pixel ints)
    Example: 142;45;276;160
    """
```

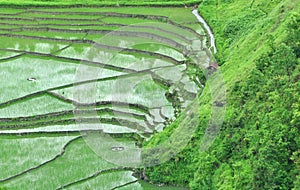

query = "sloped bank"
142;6;222;188
144;0;300;189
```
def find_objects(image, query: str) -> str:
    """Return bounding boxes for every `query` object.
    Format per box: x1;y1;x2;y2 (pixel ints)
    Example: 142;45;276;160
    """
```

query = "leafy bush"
223;10;265;46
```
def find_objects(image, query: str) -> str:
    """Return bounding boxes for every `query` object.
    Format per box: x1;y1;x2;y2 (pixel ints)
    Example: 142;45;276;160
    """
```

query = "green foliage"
223;9;265;47
0;0;298;189
286;12;300;57
146;0;300;189
189;40;299;190
237;41;299;190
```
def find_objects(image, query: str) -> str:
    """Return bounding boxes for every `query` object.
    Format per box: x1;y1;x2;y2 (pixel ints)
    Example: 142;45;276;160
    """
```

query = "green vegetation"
140;180;187;189
0;0;298;189
144;0;300;189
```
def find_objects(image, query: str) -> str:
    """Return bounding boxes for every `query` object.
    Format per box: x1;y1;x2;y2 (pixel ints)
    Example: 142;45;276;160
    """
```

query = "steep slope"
145;0;300;189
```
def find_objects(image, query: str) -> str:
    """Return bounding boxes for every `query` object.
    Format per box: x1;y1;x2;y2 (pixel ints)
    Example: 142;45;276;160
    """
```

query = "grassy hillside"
145;0;300;189
0;0;298;189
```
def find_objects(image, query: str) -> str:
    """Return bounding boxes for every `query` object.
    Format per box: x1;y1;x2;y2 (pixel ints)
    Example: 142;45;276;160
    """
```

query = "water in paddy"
0;7;211;190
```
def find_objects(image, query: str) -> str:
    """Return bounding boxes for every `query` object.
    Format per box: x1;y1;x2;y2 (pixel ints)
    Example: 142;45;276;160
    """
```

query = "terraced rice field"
0;7;212;190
